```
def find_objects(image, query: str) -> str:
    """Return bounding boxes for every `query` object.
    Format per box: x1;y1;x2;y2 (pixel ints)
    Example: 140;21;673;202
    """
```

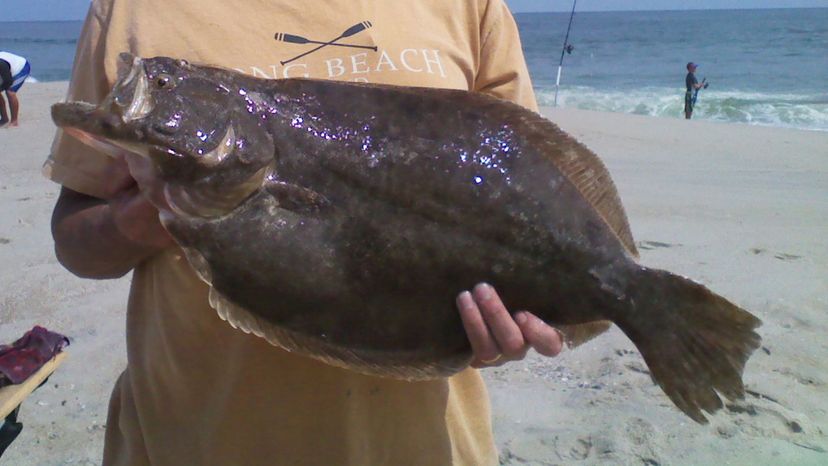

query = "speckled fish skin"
52;54;762;424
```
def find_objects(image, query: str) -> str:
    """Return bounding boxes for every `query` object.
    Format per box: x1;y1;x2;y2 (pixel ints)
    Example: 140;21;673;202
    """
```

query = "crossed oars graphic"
276;21;378;65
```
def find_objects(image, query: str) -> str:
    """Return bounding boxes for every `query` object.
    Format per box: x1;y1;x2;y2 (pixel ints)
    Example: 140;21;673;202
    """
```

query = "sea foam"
536;87;828;132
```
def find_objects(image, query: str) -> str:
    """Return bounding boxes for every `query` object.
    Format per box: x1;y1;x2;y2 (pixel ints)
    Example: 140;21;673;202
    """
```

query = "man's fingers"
101;157;135;196
110;188;175;249
472;283;526;358
458;285;562;368
456;291;501;364
516;311;563;357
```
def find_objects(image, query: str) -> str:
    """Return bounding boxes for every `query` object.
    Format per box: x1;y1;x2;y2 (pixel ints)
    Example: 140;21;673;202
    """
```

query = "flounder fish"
51;54;761;423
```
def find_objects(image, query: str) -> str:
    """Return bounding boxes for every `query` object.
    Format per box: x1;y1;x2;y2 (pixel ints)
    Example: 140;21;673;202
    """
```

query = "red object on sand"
0;326;69;387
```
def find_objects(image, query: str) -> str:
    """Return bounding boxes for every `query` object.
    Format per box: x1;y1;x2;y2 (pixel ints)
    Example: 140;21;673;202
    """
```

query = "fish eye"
155;74;175;89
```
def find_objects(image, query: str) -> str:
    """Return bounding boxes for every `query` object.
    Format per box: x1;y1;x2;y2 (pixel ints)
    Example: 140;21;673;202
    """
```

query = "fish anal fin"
264;178;330;214
207;287;471;380
559;320;612;348
179;247;214;285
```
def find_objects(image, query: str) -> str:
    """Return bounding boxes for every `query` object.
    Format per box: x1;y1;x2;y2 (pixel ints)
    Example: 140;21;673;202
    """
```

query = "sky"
509;0;828;12
2;0;828;21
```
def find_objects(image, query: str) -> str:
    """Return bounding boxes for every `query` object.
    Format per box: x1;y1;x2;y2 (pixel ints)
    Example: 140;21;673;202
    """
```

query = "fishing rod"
692;77;709;105
554;0;577;107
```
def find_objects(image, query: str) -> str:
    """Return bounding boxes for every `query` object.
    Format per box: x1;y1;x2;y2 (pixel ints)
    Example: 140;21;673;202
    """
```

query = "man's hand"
456;283;563;368
109;184;175;250
51;156;175;279
101;155;174;250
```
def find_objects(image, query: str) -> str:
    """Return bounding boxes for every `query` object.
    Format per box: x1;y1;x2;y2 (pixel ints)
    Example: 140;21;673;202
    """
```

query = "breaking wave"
535;86;828;132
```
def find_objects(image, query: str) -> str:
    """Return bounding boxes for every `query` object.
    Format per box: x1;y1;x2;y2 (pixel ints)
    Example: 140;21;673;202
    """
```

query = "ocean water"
0;20;82;82
517;8;828;131
1;8;826;130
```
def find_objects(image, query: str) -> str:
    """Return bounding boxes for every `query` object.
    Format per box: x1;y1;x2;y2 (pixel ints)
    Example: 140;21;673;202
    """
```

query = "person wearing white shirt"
0;51;31;127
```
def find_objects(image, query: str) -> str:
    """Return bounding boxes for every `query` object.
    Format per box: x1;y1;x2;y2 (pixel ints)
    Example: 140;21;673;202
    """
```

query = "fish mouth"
59;123;252;218
59;125;160;161
53;53;235;167
51;53;260;218
60;119;237;176
52;53;157;157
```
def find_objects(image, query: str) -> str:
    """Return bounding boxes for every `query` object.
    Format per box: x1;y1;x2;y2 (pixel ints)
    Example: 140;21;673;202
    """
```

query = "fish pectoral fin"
264;179;330;214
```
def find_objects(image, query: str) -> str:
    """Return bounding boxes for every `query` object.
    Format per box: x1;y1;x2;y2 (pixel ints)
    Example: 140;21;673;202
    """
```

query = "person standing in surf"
684;62;705;119
0;51;31;127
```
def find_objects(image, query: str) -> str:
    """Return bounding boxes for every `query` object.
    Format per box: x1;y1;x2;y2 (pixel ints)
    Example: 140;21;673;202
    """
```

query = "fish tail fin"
615;267;762;423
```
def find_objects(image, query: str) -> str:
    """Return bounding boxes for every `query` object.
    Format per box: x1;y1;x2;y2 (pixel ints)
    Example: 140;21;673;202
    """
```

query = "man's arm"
6;91;19;125
51;159;174;279
0;92;8;123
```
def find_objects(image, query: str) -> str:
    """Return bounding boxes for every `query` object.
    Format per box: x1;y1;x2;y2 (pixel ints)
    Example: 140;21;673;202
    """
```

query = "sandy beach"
1;82;826;465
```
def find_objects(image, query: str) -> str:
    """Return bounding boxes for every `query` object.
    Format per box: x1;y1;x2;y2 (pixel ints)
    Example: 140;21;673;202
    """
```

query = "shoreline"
1;81;826;465
20;80;828;133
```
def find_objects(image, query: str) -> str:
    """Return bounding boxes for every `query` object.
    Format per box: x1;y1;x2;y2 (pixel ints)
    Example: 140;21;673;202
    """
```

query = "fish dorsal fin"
493;100;639;257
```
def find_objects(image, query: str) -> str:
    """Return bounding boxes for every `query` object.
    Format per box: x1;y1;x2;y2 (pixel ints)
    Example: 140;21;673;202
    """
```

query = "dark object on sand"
0;326;69;388
51;54;761;423
0;326;69;458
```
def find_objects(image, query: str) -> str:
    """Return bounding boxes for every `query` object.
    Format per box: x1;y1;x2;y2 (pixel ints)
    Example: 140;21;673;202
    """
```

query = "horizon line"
515;5;828;13
1;5;826;22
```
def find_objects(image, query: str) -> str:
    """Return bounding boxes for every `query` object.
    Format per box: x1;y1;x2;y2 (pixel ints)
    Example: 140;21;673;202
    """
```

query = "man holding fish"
45;0;563;464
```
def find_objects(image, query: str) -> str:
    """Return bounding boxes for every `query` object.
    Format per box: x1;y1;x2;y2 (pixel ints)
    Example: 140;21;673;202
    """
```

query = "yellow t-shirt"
45;1;538;464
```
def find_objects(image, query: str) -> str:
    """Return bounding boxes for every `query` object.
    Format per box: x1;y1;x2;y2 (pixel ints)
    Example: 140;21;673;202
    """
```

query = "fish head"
52;53;274;217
